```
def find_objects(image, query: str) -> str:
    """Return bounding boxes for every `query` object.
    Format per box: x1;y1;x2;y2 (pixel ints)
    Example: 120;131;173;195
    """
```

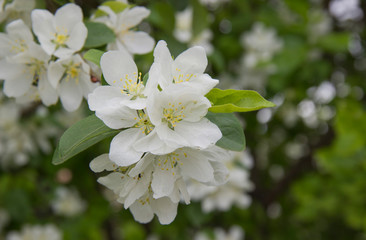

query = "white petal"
124;172;151;208
155;124;189;149
151;166;177;199
210;161;229;185
128;154;154;177
55;3;83;30
177;74;218;95
6;19;33;42
120;6;150;29
66;21;87;52
88;85;127;111
148;40;173;90
121;31;155;54
31;9;55;55
109;128;145;166
178;148;214;183
151;197;178;225
172;46;207;77
133;129;177;155
97;172;124;194
58;78;83;112
100;50;138;88
38;73;58;106
47;61;64;88
129;199;154;224
89;153;117;172
174;118;222;149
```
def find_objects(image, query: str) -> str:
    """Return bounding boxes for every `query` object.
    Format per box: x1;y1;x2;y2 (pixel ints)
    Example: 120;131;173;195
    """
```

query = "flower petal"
31;9;55;55
120;31;155;54
151;165;177;199
174;118;222;149
120;6;150;29
55;3;83;30
172;46;207;78
109;128;144;166
151;197;178;225
58;78;83;111
100;50;138;88
129;198;154;223
89;153;117;173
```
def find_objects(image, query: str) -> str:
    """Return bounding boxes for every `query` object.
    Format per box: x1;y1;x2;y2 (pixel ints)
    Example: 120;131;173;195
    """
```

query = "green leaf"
52;115;119;165
206;112;245;151
317;33;350;53
84;49;105;67
94;1;129;17
84;22;115;48
191;0;209;38
149;2;175;33
206;88;275;113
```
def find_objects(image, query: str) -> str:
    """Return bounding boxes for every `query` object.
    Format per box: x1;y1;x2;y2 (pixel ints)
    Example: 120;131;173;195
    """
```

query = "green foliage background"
1;0;366;239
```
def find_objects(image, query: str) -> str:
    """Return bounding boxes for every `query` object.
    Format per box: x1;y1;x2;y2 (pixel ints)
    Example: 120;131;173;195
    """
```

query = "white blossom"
48;54;98;112
0;19;34;59
194;226;245;240
31;3;87;59
0;42;57;105
0;0;35;25
51;186;87;217
93;4;154;55
6;224;62;240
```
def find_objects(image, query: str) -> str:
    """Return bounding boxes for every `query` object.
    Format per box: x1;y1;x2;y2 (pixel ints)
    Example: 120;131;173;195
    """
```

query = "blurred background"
0;0;366;239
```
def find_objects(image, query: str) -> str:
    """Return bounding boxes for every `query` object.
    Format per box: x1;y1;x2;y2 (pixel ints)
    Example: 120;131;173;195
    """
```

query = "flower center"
173;68;196;83
155;151;185;176
52;28;69;48
118;72;145;99
134;110;154;135
62;62;81;84
26;58;46;86
10;39;27;53
162;103;186;129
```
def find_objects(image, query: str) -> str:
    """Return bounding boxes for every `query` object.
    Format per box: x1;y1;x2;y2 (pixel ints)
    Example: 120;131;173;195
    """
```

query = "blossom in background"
240;22;283;69
173;7;213;54
31;3;87;59
188;151;254;212
194;226;244;240
51;186;87;217
0;208;9;235
6;224;62;240
0;19;34;59
92;4;154;55
0;0;35;25
48;54;98;112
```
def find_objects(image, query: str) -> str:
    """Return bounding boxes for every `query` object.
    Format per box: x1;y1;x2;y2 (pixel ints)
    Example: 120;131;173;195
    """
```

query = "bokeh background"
0;0;366;239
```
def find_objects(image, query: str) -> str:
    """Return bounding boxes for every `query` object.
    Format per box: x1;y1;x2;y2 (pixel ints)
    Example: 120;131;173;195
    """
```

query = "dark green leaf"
206;88;275;113
191;0;209;38
317;33;350;53
52;115;119;165
206;112;245;151
148;2;175;33
84;22;115;48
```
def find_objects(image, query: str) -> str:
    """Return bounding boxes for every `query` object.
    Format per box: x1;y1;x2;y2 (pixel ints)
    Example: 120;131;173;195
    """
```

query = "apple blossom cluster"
5;224;62;240
88;40;231;224
0;3;98;112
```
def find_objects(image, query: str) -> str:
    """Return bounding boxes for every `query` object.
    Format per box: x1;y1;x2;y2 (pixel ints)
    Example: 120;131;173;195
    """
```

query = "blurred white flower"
0;19;34;59
0;42;57;106
173;8;214;54
6;224;62;240
0;0;35;25
48;54;98;112
93;5;154;55
307;9;332;42
241;22;283;69
0;208;9;235
194;225;244;240
31;3;87;59
188;151;254;212
51;186;87;217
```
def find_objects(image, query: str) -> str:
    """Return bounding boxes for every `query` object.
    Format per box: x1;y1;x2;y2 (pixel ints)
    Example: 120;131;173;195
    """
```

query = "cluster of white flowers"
0;3;98;112
194;225;244;240
0;92;59;169
89;40;231;224
174;8;213;55
188;151;254;212
92;2;155;55
236;22;283;92
0;0;35;25
6;224;62;240
51;186;87;217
